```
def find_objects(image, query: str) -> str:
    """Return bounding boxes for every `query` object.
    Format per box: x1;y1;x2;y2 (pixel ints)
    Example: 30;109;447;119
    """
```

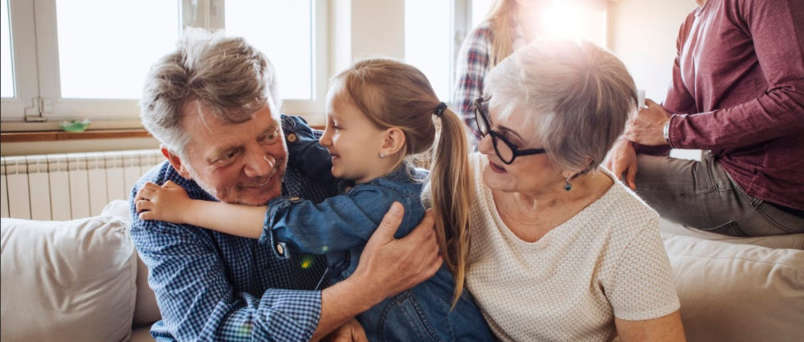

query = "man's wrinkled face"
177;100;287;205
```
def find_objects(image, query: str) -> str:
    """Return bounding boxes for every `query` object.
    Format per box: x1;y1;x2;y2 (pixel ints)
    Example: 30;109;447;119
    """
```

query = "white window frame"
1;0;328;127
2;0;39;122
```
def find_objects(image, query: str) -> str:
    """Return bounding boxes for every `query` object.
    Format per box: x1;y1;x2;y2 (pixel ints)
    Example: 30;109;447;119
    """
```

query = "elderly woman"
463;40;686;341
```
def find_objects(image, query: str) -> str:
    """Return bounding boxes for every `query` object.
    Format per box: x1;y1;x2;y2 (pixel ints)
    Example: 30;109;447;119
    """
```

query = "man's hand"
322;319;368;342
354;202;443;305
624;98;671;146
605;139;639;190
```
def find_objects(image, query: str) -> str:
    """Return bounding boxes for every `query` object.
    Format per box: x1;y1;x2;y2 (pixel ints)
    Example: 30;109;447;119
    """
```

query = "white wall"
329;0;405;76
608;0;698;102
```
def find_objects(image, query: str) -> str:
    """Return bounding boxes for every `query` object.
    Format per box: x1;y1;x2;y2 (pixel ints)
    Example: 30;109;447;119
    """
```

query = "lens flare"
300;255;316;269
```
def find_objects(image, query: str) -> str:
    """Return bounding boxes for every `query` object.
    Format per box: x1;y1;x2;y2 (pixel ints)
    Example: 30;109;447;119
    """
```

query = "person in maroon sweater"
606;0;804;236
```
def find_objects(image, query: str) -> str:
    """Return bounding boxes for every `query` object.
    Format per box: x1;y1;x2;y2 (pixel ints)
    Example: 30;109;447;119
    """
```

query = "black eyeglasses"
474;97;546;164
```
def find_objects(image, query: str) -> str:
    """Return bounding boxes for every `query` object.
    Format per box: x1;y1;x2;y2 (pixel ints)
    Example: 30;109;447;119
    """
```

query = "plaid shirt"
453;22;493;145
129;115;337;342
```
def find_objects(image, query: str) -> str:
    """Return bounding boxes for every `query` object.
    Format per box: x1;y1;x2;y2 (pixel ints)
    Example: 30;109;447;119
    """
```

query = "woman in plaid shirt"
453;0;550;145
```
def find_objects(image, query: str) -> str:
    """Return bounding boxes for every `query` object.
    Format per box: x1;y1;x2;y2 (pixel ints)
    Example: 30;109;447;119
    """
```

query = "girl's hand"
135;180;191;223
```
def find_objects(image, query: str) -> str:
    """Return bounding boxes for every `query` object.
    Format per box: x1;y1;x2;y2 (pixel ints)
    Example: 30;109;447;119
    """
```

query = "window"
404;0;454;101
1;0;13;98
55;0;178;99
1;0;327;126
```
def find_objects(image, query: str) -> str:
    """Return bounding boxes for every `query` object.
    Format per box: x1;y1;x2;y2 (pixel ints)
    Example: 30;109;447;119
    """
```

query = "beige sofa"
1;201;802;341
658;220;804;341
1;200;159;342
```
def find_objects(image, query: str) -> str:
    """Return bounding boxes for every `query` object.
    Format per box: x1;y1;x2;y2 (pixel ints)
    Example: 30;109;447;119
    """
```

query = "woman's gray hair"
484;40;637;173
140;28;281;157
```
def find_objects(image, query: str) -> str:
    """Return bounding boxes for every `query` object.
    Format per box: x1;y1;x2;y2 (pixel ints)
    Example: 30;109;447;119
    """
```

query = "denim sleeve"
283;115;336;183
129;208;321;341
260;185;418;257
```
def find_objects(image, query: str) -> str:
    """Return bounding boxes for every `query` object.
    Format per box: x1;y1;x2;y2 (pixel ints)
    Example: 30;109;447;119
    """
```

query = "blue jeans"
358;266;494;342
634;152;804;236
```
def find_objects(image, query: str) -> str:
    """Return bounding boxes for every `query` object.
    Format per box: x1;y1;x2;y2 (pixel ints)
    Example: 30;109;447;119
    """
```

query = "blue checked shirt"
129;115;337;342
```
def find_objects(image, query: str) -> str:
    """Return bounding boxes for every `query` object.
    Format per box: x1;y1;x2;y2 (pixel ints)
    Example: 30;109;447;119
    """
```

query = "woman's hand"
605;138;639;190
135;180;192;223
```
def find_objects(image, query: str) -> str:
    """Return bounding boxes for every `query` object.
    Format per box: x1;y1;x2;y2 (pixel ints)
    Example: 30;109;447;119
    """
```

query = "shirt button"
286;133;298;143
276;243;285;256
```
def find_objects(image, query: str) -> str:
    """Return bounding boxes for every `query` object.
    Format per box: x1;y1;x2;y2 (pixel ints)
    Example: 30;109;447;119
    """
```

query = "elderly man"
130;29;442;341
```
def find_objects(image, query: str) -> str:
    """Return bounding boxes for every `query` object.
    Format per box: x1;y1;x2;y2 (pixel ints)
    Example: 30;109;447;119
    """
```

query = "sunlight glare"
541;0;606;46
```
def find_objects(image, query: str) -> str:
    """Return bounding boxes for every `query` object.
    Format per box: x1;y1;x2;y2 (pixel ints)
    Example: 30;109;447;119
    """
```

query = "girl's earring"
378;152;385;159
564;177;572;191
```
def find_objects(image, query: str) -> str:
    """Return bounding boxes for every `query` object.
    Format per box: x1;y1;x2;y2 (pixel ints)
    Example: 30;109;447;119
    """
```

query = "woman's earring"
378;152;385;159
564;177;572;191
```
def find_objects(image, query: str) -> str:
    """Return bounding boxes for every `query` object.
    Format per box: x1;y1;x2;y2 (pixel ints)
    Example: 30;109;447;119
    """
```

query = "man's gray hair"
140;28;281;157
484;40;637;173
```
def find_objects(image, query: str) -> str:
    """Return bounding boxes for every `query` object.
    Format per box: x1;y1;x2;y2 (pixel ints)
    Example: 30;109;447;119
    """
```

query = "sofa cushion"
1;216;138;342
102;199;161;326
660;218;804;249
662;233;804;342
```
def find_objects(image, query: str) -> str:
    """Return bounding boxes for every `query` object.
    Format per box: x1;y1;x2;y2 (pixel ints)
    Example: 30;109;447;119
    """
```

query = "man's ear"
379;127;407;157
161;146;192;180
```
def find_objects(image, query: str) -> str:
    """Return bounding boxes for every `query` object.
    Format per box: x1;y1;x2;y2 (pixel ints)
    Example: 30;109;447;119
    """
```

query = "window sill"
1;129;153;143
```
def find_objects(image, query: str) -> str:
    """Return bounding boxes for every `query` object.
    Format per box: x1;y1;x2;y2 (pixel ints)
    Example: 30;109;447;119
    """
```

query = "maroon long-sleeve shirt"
649;0;804;210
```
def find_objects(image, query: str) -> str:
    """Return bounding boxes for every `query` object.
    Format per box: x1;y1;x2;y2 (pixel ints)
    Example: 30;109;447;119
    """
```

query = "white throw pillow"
1;216;138;342
101;199;162;326
663;233;804;342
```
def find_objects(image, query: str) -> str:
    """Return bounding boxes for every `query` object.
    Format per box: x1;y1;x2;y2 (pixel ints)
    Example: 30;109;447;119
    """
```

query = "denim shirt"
261;162;427;280
259;120;494;341
129;115;337;342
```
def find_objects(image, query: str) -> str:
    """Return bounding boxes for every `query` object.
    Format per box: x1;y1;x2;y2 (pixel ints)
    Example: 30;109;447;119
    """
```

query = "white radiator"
0;149;163;220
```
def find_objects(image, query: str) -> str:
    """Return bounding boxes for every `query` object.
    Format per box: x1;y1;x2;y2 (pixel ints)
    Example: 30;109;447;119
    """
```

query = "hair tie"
434;102;447;117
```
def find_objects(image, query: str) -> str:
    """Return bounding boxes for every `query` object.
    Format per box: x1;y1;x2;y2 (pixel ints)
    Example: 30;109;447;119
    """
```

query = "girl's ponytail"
430;105;474;308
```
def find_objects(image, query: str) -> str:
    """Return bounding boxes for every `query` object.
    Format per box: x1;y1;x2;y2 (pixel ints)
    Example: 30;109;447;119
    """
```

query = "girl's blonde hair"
332;59;474;307
485;0;518;67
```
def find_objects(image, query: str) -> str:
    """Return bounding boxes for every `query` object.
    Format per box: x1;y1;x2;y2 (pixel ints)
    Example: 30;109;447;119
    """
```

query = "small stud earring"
564;177;572;191
378;152;385;159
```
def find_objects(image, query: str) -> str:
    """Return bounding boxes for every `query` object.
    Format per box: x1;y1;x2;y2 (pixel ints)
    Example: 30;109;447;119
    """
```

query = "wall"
608;0;698;102
608;0;701;160
329;0;405;76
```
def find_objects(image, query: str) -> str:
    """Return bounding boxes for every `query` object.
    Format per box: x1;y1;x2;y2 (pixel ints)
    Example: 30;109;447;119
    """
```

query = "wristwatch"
662;116;672;145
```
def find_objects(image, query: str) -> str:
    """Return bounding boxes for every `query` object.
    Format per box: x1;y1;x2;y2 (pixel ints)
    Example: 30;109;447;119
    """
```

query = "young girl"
135;59;493;341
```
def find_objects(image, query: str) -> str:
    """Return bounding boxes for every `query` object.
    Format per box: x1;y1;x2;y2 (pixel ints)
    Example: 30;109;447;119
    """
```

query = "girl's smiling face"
318;87;388;183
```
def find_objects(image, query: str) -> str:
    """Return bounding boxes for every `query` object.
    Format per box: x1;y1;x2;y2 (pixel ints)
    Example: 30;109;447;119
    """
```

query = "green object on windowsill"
60;119;91;132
